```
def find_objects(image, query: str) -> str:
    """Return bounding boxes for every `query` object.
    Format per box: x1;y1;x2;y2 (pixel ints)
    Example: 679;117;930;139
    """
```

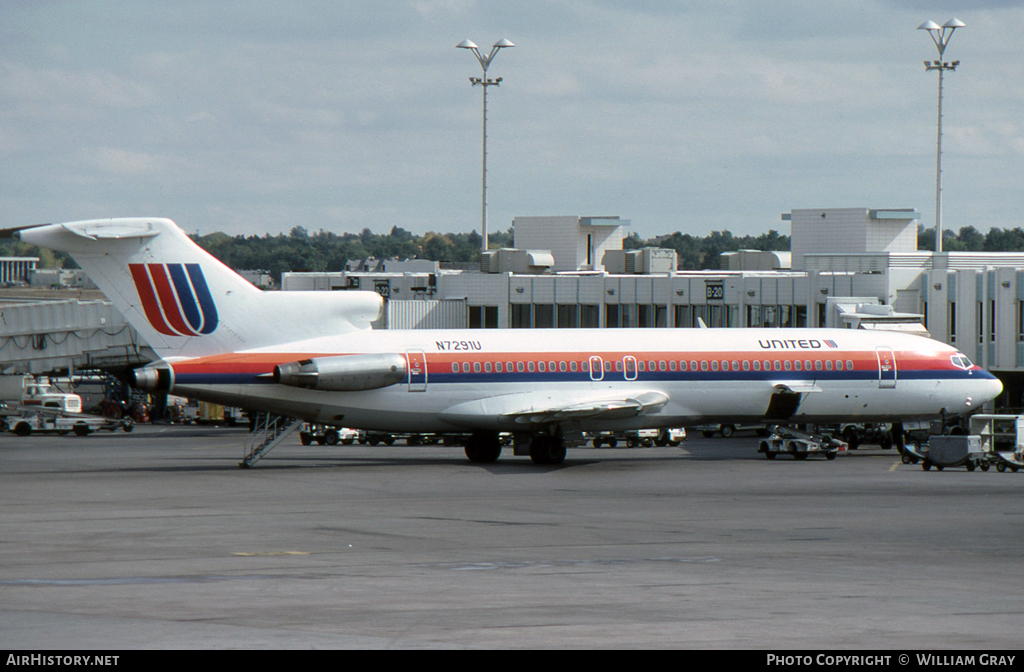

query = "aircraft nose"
987;374;1004;401
968;371;1003;409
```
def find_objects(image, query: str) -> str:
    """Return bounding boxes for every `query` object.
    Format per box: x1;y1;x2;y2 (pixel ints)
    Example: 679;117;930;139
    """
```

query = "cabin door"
876;347;897;389
407;350;427;392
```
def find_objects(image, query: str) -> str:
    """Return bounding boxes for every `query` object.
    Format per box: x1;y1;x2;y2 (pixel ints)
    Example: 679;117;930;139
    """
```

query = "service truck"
0;374;132;436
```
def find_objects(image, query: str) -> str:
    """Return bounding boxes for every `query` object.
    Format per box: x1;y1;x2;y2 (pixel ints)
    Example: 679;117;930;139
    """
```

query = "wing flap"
440;389;670;429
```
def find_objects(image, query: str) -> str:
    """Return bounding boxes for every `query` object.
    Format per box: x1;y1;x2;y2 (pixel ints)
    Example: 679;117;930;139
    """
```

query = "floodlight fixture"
918;18;964;253
457;38;515;253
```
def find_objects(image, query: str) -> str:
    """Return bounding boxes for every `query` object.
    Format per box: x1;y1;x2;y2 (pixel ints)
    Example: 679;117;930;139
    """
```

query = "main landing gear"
527;434;566;466
464;431;503;464
462;430;567;466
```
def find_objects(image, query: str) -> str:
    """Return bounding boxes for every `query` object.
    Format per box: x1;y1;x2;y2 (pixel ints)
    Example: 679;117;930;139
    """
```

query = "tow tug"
757;425;847;461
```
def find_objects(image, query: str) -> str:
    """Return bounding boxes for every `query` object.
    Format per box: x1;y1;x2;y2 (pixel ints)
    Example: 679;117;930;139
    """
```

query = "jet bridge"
0;295;154;375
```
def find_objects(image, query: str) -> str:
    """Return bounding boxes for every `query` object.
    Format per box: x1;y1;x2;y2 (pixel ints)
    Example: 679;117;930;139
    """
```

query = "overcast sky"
2;1;1022;241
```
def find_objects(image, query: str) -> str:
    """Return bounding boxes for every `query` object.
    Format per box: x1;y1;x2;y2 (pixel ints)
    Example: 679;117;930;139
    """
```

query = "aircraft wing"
439;389;670;428
771;381;822;394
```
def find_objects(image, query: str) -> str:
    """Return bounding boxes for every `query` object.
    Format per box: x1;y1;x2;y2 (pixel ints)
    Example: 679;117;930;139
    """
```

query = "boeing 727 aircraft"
15;218;1003;465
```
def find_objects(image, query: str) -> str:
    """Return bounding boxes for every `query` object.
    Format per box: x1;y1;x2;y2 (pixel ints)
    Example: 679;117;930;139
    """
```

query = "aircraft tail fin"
17;218;383;359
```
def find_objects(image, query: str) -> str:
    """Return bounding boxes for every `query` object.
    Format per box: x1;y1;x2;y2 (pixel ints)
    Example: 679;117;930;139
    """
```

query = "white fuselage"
165;327;1001;433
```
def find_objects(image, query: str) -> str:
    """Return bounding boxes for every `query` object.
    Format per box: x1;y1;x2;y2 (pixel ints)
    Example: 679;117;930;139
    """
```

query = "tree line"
5;223;1024;282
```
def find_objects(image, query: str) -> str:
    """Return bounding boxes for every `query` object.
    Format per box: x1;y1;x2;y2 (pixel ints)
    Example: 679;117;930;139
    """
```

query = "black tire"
13;422;31;437
529;436;566;465
324;429;339;446
465;431;502;463
720;425;735;438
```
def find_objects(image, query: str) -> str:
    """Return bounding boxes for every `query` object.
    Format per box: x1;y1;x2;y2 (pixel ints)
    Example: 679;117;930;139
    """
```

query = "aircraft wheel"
465;431;502;463
529;436;566;465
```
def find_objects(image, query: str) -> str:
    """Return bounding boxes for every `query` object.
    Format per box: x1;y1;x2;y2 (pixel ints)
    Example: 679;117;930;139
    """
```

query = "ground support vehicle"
838;423;895;450
696;423;769;439
589;428;686;448
5;410;133;437
906;434;987;471
969;415;1024;473
357;431;446;446
757;426;846;460
299;424;358;446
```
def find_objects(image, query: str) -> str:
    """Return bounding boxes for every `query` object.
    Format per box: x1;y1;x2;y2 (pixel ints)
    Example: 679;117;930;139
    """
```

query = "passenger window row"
448;358;857;374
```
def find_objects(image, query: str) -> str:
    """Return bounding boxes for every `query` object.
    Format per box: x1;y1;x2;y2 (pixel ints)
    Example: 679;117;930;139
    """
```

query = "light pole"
918;18;964;253
457;38;514;253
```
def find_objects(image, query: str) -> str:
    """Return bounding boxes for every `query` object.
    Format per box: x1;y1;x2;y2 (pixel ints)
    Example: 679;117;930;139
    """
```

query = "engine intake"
274;353;408;391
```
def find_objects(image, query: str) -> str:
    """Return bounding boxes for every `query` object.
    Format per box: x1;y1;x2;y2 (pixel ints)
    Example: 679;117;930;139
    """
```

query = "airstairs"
239;413;302;468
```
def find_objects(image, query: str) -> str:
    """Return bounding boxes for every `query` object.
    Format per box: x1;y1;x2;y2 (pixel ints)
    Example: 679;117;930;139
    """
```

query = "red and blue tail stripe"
130;263;219;337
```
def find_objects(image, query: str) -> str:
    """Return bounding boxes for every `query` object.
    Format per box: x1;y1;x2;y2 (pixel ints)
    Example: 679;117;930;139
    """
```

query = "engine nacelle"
274;353;407;392
129;366;174;392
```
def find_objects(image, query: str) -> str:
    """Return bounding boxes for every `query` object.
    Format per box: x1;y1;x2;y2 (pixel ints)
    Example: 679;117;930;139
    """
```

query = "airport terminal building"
4;207;1024;408
282;209;1024;408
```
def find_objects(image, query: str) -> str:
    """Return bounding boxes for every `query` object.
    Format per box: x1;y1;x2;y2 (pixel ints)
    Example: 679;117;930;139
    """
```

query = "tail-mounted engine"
274;353;407;391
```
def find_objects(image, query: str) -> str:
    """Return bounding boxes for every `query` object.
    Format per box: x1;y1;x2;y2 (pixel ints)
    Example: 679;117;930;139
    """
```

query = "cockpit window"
951;354;973;370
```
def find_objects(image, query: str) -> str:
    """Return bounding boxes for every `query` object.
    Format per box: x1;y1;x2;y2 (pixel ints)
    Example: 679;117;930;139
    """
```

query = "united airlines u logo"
129;263;219;337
